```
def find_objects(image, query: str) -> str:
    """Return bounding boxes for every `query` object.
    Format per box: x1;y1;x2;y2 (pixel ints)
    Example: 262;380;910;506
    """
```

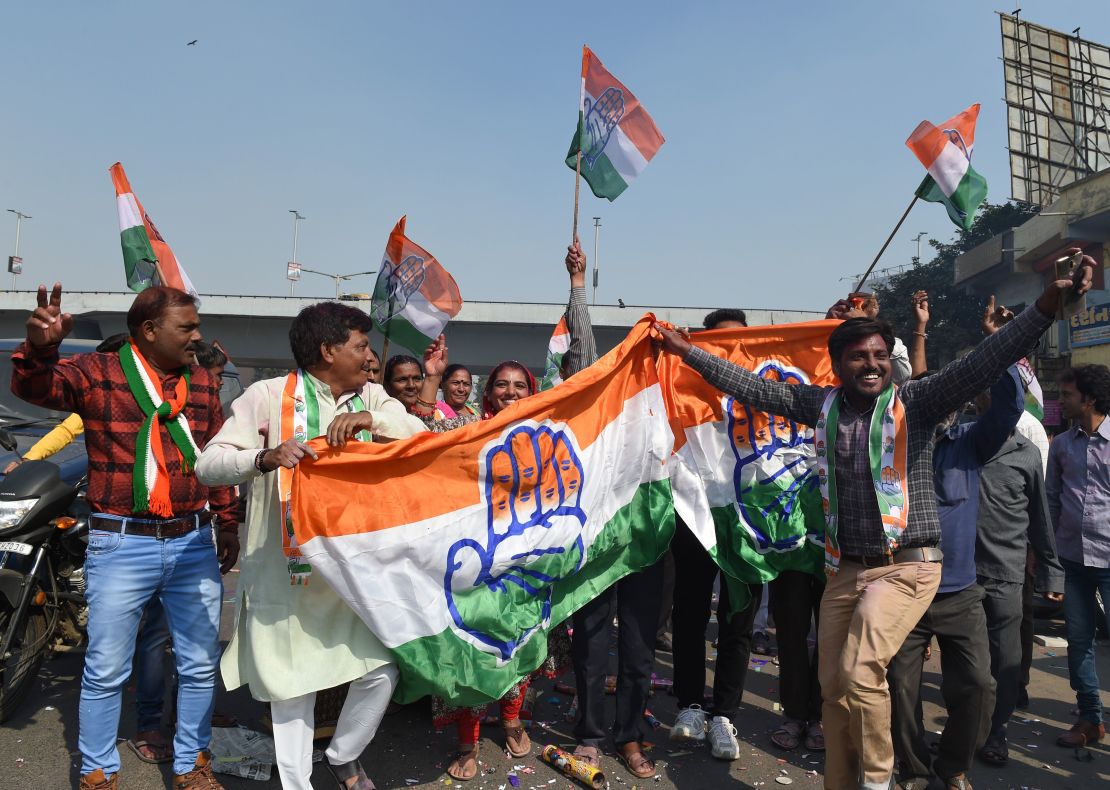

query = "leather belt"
90;511;211;540
840;547;943;568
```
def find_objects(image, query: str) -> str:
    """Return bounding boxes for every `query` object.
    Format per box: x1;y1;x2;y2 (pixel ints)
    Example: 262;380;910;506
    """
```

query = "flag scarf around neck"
815;385;909;573
660;322;837;604
291;318;675;704
565;45;665;201
109;163;199;296
278;370;371;585
370;216;462;354
118;341;199;517
906;104;988;231
540;317;570;391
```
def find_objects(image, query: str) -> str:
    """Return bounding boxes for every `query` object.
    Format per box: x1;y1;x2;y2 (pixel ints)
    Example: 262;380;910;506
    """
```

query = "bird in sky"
187;39;198;46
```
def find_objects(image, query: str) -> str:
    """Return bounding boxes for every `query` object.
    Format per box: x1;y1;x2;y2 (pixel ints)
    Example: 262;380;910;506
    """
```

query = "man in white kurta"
197;302;424;790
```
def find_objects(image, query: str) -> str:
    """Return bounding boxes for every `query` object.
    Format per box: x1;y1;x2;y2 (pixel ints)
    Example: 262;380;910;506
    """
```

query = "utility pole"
591;217;601;305
288;210;305;295
6;210;30;291
912;231;927;265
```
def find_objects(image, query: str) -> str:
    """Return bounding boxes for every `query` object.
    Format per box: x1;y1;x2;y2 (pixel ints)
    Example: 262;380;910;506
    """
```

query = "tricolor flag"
109;163;198;296
906;104;988;231
1017;357;1045;420
660;321;837;603
370;217;462;353
292;318;674;704
539;317;571;391
565;45;665;201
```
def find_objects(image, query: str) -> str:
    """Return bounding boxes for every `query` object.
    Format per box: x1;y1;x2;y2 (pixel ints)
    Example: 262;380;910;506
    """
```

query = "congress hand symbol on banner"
372;255;427;324
444;423;587;661
582;87;625;169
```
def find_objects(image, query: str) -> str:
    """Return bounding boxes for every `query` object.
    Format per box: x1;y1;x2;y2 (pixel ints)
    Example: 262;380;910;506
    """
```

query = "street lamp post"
6;209;31;291
912;231;927;265
288;210;305;295
298;268;378;299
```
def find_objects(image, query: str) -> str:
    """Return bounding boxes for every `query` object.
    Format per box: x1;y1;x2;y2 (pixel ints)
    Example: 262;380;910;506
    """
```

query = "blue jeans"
1061;558;1110;725
78;522;222;776
134;598;172;733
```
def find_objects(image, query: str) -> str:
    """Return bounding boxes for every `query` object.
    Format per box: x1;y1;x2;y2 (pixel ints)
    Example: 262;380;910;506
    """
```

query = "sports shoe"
708;715;740;760
671;705;707;742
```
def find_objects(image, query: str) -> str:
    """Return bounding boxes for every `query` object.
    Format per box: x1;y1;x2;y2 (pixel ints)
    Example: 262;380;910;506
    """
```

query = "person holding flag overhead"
11;284;238;790
196;301;425;790
653;253;1097;790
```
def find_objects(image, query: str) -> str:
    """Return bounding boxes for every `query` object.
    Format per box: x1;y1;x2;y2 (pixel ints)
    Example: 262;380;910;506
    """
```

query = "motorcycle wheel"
0;596;49;723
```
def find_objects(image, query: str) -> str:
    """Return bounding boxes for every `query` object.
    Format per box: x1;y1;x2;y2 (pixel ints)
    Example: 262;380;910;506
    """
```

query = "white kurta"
196;373;426;702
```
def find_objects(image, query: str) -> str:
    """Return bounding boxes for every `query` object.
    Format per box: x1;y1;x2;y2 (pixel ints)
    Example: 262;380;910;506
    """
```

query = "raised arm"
906;253;1095;417
908;290;929;377
11;284;89;413
563;237;598;376
654;323;825;425
964;365;1024;464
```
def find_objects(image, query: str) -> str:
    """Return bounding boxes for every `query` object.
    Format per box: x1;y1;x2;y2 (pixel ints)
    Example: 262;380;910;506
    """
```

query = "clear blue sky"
2;1;1105;311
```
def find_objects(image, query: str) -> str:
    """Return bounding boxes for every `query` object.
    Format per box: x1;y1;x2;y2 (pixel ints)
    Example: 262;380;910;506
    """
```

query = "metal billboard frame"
1000;12;1110;206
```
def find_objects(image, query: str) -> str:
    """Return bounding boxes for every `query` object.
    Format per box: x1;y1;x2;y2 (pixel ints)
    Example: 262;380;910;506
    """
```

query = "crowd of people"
7;242;1108;790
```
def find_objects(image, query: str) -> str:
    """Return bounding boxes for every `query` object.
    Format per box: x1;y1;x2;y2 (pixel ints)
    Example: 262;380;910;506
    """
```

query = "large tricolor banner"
660;322;836;590
565;45;665;201
906;104;988;231
292;318;675;704
109;163;198;296
370;216;462;353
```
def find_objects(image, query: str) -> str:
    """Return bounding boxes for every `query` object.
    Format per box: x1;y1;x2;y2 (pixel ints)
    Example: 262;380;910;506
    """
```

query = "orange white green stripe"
370;216;462;353
292;319;674;704
906;104;988;230
565;45;665;201
540;317;570;391
109;162;198;296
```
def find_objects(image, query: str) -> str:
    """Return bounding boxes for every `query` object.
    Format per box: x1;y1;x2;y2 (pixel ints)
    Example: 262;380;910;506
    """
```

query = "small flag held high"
370;217;462;353
565;46;665;201
906;104;988;231
109;163;198;296
540;317;571;391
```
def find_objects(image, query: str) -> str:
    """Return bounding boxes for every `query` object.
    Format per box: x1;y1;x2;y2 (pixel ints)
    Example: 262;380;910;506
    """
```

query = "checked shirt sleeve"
564;286;599;376
10;342;92;413
684;346;825;425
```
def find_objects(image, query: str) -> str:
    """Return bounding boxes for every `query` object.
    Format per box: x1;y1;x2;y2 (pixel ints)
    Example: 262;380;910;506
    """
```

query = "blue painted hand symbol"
444;423;587;661
372;255;426;324
582;87;625;169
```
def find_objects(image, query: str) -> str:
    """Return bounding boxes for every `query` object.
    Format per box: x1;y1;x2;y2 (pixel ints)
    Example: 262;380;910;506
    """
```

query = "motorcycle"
0;427;89;722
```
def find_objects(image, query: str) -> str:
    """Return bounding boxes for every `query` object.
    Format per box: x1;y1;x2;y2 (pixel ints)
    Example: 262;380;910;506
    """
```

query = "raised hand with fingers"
911;290;930;327
1036;247;1098;316
444;423;587;661
565;237;587;288
26;283;74;348
981;295;1015;336
651;322;692;359
422;334;448;378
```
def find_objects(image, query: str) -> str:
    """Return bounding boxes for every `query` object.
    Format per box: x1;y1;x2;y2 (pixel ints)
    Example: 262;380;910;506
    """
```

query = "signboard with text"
286;261;301;281
1069;302;1110;348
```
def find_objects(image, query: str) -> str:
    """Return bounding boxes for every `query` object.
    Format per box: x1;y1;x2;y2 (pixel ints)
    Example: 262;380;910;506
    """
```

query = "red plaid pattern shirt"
10;342;238;531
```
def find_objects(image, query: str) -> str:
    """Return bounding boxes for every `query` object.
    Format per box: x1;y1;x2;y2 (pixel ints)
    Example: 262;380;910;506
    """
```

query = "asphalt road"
0;581;1107;790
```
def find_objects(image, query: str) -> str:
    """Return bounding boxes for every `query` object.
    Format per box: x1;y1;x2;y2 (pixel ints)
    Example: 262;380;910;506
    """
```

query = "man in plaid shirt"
654;251;1095;790
11;284;238;790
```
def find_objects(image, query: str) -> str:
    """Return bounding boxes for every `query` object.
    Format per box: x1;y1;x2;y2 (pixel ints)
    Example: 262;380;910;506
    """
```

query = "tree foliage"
873;202;1040;369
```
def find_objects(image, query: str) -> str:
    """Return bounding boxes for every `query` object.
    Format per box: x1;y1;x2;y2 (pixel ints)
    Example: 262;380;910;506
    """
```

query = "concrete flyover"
0;291;823;383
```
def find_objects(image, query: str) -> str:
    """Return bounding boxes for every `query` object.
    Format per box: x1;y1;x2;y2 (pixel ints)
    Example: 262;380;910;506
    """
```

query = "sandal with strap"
572;745;600;768
978;737;1008;766
771;719;805;751
617;742;655;779
804;720;825;751
446;745;479;782
502;719;531;758
126;730;173;764
324;759;377;790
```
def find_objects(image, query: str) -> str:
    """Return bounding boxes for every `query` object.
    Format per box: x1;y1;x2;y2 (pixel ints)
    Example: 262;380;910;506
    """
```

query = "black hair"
96;332;130;353
443;363;471;380
194;341;228;370
288;302;373;369
1059;364;1110;415
827;318;895;363
126;287;199;337
703;308;748;330
383;355;422;386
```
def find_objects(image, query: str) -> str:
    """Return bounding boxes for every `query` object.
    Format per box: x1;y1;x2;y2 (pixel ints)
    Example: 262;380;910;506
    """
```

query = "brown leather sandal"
617;742;655;778
446;745;479;782
502;719;531;757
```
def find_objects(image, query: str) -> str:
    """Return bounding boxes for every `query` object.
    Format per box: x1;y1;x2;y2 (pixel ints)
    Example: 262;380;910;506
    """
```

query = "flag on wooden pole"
906;105;988;231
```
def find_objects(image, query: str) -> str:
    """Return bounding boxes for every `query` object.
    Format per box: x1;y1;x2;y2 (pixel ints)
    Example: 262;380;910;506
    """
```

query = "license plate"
0;541;32;556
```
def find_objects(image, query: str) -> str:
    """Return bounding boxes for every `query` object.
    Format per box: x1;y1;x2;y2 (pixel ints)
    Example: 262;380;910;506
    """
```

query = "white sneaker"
671;705;707;742
708;715;740;760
